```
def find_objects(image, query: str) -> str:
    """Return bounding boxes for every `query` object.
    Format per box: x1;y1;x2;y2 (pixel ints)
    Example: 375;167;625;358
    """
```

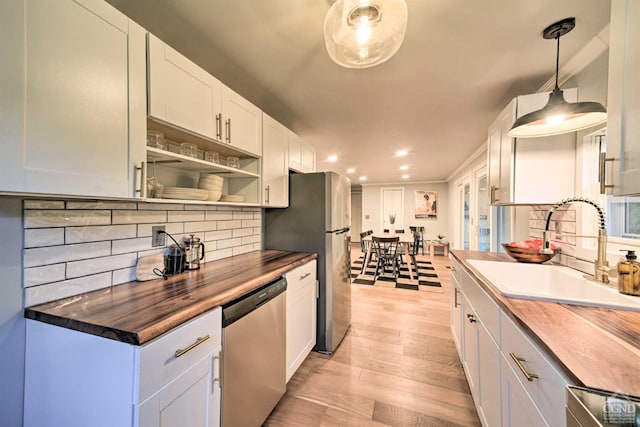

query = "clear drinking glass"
146;130;166;150
204;151;220;163
180;143;198;158
226;156;240;168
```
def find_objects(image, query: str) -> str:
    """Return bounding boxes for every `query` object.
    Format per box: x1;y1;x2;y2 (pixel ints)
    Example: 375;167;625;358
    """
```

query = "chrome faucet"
541;197;610;283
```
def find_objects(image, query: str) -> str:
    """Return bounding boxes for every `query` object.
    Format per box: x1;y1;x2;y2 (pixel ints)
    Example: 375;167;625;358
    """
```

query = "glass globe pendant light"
324;0;408;69
509;17;607;138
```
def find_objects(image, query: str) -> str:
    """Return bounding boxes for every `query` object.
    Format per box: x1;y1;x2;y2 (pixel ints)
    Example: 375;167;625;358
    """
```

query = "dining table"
361;232;416;280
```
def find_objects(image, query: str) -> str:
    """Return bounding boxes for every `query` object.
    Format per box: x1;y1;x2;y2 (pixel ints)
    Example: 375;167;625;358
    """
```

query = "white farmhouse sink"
467;259;640;311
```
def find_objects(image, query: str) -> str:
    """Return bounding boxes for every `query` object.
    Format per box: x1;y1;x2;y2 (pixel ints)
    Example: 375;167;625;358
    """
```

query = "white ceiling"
107;0;611;185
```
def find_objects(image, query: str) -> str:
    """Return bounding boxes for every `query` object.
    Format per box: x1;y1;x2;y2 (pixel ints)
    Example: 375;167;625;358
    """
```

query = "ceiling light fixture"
346;168;356;174
359;176;367;181
328;155;338;162
324;0;408;69
395;149;408;157
509;17;606;138
399;165;408;170
401;174;409;179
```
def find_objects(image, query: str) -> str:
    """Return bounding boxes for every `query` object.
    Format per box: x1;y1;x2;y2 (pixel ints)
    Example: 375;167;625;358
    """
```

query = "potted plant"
437;234;446;242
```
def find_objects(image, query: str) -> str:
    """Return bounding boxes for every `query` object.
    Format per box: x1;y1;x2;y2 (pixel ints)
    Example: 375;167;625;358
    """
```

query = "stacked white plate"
161;187;209;201
198;174;223;201
220;194;245;202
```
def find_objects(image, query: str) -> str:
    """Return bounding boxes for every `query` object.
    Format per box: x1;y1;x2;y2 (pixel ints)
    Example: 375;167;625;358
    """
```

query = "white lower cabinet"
24;308;222;427
285;260;317;382
451;256;573;427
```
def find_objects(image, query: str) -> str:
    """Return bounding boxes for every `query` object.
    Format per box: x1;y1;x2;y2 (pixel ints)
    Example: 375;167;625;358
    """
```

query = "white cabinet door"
302;142;316;173
477;320;501;427
1;0;146;198
285;260;317;382
607;0;640;196
262;114;289;207
139;348;221;427
501;355;549;427
487;99;515;204
462;294;479;398
147;34;222;141
288;131;304;171
221;85;262;156
450;266;464;358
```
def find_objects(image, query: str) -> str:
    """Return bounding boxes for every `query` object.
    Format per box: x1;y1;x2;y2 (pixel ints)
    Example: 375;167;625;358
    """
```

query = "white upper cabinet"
147;33;222;141
262;114;289;207
1;0;146;198
607;0;640;196
221;86;263;156
288;131;316;173
488;89;578;205
148;34;262;157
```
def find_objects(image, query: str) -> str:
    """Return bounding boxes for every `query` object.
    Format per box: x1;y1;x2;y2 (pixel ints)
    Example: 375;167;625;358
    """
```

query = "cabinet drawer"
450;257;463;289
460;266;500;341
139;307;221;402
285;260;317;294
501;311;571;427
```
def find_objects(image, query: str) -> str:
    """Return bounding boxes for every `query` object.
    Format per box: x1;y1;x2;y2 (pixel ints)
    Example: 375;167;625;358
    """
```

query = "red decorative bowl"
502;243;557;264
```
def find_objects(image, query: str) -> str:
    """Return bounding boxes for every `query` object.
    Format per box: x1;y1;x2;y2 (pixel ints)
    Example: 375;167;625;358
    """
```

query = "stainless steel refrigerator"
264;171;351;353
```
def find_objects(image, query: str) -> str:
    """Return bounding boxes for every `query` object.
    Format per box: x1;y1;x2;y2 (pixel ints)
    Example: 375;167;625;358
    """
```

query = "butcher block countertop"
452;250;640;396
24;250;317;346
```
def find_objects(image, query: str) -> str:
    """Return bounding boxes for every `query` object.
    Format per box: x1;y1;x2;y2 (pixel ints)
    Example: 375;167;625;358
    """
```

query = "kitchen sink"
467;259;640;311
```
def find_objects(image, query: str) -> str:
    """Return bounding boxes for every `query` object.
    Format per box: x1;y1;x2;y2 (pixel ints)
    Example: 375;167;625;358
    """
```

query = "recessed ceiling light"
396;150;408;157
359;176;367;181
328;155;338;162
402;174;409;179
400;165;409;170
346;168;355;174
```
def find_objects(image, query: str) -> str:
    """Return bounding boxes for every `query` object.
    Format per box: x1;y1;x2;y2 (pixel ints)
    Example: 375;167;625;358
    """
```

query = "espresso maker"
183;234;205;270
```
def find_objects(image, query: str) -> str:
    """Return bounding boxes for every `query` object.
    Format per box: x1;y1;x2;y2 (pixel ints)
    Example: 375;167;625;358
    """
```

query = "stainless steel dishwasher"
221;277;287;427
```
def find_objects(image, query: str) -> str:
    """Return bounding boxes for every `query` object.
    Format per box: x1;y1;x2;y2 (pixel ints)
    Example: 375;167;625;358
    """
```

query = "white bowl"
199;174;223;183
207;190;222;201
198;182;223;191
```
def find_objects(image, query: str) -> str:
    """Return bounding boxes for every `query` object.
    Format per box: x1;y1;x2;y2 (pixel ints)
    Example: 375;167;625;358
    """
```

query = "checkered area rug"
350;255;441;291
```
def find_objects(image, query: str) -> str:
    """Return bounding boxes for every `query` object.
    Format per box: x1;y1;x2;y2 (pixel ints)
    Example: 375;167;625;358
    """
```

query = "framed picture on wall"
415;190;437;219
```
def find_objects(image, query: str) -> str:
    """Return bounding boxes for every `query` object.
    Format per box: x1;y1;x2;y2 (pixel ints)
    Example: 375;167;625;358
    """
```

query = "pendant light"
324;0;408;69
508;17;607;138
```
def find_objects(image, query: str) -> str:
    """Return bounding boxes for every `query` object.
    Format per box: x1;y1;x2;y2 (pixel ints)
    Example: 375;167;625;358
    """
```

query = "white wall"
0;198;25;426
361;182;449;240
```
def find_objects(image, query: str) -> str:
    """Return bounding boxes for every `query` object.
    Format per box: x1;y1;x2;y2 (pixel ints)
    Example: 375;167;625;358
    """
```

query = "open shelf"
147;148;259;178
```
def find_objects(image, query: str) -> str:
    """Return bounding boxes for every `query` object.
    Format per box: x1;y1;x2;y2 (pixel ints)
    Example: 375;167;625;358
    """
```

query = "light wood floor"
264;244;480;426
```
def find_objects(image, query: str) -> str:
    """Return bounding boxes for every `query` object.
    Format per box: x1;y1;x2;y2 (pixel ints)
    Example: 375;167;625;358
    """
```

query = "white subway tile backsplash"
204;230;233;241
25;272;112;307
66;253;138;279
24;242;111;268
241;219;260;228
22;200;262;305
25;210;111;228
66;224;137;244
24;228;65;248
168;210;205;222
24;200;65;209
112;237;153;255
24;264;66;287
112;210;167;224
66;201;137;210
217;238;242;249
205;211;233;221
217;220;241;230
113;267;137;285
183;221;217;234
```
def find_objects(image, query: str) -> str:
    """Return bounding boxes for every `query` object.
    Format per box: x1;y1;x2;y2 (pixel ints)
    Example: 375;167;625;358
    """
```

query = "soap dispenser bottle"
618;250;640;296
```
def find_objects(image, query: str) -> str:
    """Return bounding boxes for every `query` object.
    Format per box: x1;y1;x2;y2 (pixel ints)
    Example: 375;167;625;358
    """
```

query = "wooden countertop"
24;250;317;345
451;250;640;396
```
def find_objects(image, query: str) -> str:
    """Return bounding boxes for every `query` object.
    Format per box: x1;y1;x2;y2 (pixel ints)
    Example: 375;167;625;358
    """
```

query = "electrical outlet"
152;226;166;247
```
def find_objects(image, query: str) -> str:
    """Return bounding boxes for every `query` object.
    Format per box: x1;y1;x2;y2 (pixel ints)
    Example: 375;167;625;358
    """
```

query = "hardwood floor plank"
264;247;480;426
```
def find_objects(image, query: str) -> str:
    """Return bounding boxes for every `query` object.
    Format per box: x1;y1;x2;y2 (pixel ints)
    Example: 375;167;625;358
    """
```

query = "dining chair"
395;229;405;234
383;229;390;233
409;231;422;273
359;231;369;254
411;226;425;254
371;236;402;281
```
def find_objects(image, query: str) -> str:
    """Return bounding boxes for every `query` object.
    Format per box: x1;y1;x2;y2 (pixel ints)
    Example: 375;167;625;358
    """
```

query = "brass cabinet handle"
136;162;147;198
454;288;459;308
175;335;210;358
451;266;457;272
598;152;615;194
215;113;222;140
300;272;311;280
466;313;477;323
225;118;231;143
490;185;498;203
213;350;221;386
510;352;539;382
265;185;270;204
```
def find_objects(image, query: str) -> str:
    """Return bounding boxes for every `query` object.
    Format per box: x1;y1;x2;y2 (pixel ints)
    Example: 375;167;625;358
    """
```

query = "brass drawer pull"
454;288;459;308
300;272;311;280
510;352;539;382
467;313;477;323
175;335;210;358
